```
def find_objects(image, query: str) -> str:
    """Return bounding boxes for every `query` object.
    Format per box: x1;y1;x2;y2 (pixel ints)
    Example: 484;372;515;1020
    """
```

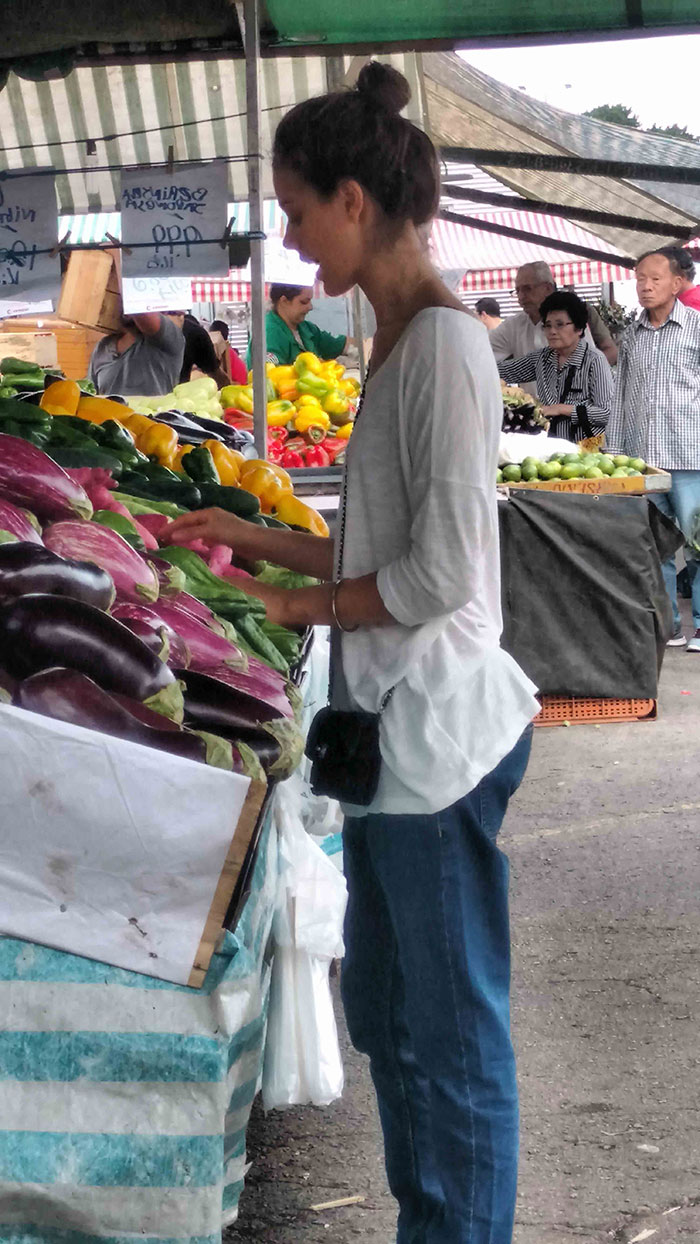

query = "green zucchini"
48;446;124;478
195;481;260;518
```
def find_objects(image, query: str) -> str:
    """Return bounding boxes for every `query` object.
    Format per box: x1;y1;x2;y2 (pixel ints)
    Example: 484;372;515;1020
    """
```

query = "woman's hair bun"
355;62;411;115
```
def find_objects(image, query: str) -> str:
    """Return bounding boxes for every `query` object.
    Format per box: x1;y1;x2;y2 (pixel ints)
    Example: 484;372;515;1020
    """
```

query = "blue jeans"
341;728;533;1244
652;469;700;632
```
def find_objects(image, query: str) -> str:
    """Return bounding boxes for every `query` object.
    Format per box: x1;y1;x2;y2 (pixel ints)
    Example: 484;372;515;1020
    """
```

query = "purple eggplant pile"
0;437;305;780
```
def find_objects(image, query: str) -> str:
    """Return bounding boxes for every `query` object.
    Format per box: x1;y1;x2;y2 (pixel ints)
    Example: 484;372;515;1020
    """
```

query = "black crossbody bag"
304;380;394;806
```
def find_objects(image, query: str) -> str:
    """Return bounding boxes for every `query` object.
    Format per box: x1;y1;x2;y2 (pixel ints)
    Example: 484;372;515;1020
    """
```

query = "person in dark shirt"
165;312;229;387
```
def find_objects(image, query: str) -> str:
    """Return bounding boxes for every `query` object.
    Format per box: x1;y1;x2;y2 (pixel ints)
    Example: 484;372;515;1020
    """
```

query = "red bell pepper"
304;444;331;468
323;438;346;465
280;449;305;469
267;440;286;463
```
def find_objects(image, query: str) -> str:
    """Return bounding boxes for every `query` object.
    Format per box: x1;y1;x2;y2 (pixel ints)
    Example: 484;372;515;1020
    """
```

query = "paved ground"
226;604;700;1244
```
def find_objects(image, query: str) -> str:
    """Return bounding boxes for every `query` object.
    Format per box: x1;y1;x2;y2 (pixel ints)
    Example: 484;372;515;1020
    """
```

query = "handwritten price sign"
122;275;193;316
0;171;60;315
120;163;229;279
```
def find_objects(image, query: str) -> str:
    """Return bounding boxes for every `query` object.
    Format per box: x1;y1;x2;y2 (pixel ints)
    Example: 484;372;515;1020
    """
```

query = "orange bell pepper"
136;421;179;468
205;440;245;486
238;464;292;513
40;379;81;417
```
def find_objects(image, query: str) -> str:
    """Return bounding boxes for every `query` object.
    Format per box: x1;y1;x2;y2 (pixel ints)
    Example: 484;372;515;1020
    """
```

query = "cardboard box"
497;465;672;496
0;332;58;368
57;247;122;334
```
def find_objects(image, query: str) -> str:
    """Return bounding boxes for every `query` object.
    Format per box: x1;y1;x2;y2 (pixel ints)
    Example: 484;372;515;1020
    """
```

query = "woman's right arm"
498;350;540;385
163;508;335;580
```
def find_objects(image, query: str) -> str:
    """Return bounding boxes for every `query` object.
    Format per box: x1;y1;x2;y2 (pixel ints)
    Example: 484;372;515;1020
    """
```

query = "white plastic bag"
262;776;347;1110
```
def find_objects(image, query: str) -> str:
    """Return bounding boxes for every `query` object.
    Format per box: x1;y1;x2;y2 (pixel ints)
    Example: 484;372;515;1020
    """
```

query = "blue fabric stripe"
0;1032;226;1083
226;1015;265;1071
0;1132;223;1187
223;1126;246;1162
222;1178;245;1213
0;1231;220;1244
226;1077;257;1114
320;831;343;857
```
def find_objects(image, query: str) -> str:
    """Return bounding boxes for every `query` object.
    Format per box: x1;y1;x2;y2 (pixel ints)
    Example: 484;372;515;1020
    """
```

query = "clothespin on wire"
220;216;234;250
49;231;71;258
105;231;131;255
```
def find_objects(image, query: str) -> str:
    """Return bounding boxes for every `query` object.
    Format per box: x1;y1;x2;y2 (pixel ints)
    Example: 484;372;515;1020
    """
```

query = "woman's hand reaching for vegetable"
163;508;260;558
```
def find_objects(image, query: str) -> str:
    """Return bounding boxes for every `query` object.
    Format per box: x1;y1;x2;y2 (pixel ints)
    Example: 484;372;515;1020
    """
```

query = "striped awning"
192;279;252;304
0;54;422;215
430;213;631;290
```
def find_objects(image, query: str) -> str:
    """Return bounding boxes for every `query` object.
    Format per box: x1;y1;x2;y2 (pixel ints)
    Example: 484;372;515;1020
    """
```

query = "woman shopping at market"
251;282;348;366
166;61;538;1244
498;290;614;441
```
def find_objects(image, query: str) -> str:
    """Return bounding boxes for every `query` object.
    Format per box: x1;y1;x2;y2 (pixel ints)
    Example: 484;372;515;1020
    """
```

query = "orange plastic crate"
534;695;657;727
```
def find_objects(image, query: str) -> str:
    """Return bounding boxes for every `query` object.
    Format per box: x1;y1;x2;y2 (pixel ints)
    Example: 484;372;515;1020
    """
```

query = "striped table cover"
0;811;279;1244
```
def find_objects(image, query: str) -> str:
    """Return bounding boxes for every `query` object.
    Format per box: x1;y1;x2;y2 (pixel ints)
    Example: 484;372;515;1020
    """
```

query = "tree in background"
583;105;699;144
583;104;640;128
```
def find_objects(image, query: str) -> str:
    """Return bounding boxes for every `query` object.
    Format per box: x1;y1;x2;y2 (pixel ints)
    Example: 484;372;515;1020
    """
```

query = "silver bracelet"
331;579;359;633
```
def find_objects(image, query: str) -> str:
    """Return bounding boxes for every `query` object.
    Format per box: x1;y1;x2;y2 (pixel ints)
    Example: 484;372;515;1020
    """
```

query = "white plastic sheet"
262;775;347;1110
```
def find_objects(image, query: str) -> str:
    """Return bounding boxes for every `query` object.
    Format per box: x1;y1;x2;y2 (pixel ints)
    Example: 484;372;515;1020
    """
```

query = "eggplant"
178;668;283;733
0;433;92;521
111;602;191;669
199;660;293;719
151;411;224;444
148;555;187;598
14;668;208;765
143;599;246;673
0;499;43;545
0;593;174;701
43;521;159;604
0;542;115;610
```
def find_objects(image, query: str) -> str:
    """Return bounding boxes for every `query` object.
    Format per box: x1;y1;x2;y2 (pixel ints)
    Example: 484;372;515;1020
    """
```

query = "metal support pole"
241;0;267;458
352;286;366;384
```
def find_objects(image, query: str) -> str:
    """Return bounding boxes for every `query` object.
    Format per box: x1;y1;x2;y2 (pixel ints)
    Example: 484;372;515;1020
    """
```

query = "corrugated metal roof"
422;52;700;256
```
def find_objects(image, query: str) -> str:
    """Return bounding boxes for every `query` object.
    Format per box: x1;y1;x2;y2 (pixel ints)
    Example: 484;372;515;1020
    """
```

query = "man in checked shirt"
608;250;700;651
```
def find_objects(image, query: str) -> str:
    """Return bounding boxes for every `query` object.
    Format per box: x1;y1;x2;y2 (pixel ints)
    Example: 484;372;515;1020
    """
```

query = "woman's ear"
336;178;366;223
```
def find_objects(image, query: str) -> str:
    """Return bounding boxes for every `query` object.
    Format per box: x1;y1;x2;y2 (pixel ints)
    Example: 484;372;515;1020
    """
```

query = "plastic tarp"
498;491;681;699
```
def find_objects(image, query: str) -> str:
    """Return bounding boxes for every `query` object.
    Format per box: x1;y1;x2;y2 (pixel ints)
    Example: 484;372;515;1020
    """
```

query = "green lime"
584;466;604;478
626;468;643;476
598;456;616;475
539;461;562;480
521;463;539;481
496;468;504;484
521;457;538;471
613;454;630;467
502;464;522;483
548;452;565;462
563;453;582;464
561;463;583;479
629;457;647;472
611;467;628;477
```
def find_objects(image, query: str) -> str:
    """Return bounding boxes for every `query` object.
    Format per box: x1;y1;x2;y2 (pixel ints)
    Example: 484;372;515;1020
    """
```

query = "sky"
459;34;700;135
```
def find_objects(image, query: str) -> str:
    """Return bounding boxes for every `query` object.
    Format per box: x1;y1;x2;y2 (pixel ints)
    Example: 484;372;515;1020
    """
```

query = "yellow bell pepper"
221;384;254;414
320;360;345;382
267;399;295;427
74;395;135;426
295;394;322;410
339;378;360;397
173;444;194;471
120;412;154;438
322;389;350;417
295;408;331;435
273;494;329;537
136;421;179;468
294;351;323;376
205;440;245;486
269;365;297;392
40;379;81;417
238;464;291;513
335;422;354;439
240;458;293;492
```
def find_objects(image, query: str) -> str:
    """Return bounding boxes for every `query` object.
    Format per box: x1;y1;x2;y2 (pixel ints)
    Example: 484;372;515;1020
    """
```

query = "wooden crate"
57;247;122;334
497;465;671;496
534;695;658;726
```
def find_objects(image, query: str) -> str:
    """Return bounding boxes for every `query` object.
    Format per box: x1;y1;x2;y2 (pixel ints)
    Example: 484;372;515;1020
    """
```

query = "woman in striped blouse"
498;290;614;441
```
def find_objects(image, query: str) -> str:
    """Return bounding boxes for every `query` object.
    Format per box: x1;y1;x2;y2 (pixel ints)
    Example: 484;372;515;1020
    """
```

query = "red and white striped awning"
191;280;253;304
430;212;631;292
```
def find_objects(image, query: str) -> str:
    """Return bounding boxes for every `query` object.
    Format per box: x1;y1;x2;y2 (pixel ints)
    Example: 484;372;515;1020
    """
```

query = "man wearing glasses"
489;261;617;397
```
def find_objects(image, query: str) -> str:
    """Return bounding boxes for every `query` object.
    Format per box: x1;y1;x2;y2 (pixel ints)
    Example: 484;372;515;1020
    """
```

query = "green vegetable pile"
497;451;650;484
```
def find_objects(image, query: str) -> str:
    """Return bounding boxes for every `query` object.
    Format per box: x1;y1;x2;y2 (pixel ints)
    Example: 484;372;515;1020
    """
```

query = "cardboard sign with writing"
120;162;229;279
0;172;60;313
122;275;193;315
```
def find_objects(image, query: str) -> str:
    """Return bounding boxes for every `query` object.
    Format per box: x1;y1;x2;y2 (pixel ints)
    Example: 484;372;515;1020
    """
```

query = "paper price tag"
120;162;229;279
122;275;193;315
0;171;60;313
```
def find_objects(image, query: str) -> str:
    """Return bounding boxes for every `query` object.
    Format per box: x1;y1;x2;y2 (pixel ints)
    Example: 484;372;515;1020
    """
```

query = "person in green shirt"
248;283;347;366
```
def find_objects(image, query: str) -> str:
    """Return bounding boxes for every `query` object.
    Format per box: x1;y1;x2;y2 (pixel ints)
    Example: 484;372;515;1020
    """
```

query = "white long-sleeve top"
333;306;538;816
